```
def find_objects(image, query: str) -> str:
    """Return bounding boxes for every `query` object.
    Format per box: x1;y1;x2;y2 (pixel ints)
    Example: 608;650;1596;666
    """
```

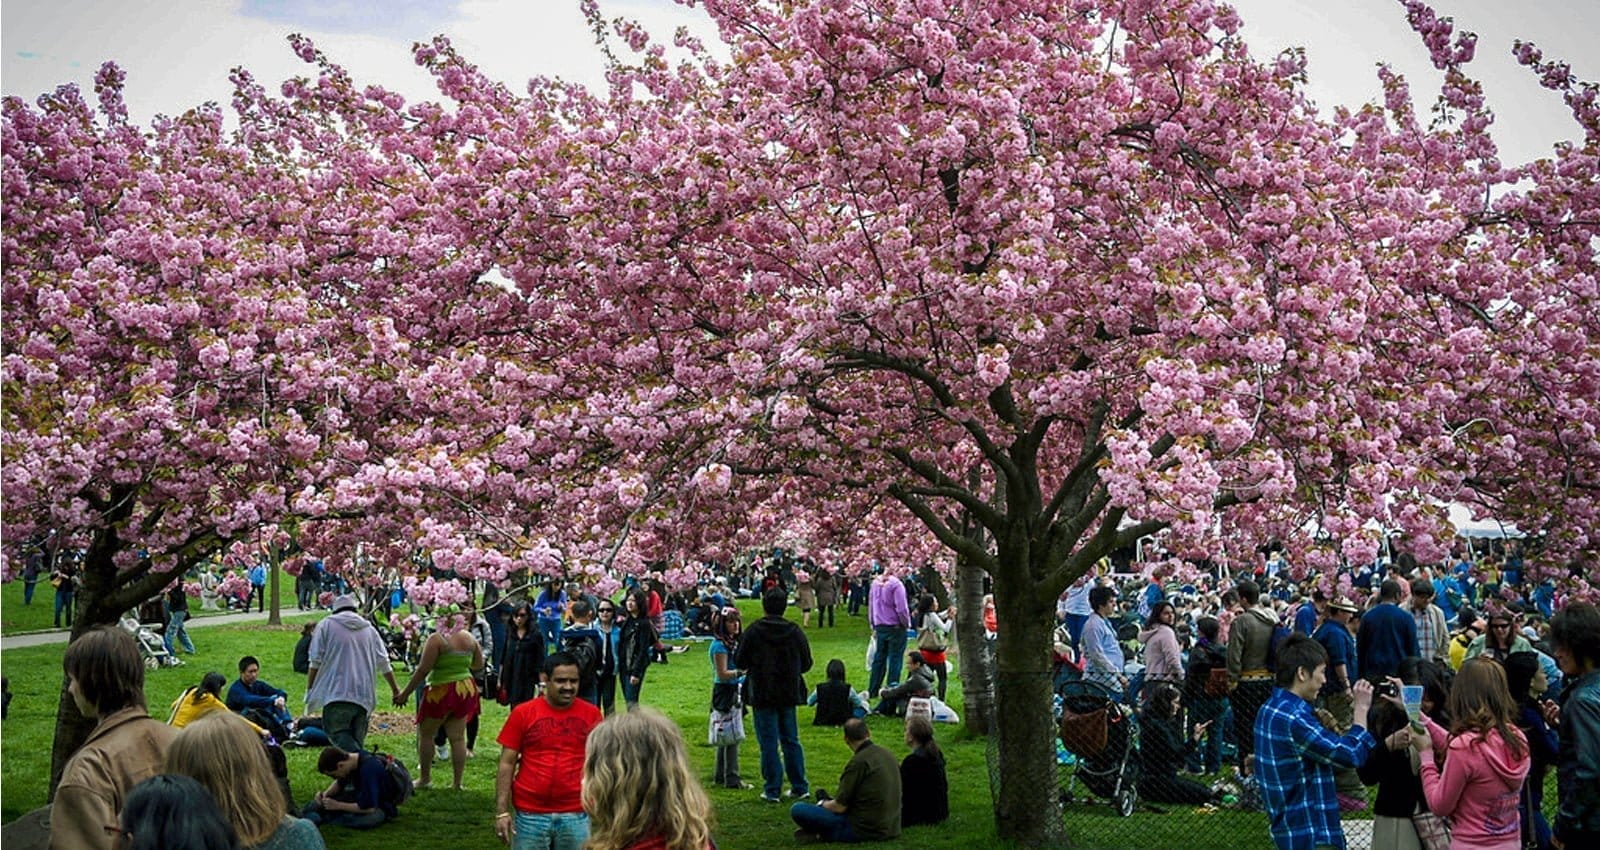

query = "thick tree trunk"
954;553;994;735
989;563;1064;847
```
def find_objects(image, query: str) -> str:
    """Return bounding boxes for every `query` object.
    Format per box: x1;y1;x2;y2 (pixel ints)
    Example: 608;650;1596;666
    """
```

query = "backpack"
561;631;601;688
372;751;413;807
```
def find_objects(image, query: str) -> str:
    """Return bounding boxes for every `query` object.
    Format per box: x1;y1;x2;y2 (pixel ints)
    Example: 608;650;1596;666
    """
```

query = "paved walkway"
1;607;319;651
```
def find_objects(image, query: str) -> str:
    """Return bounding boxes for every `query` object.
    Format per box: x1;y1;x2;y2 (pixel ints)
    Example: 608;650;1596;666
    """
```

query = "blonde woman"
582;708;715;850
167;712;325;850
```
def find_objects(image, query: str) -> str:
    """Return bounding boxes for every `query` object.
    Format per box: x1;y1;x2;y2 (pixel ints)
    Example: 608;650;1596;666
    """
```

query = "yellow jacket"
167;688;266;735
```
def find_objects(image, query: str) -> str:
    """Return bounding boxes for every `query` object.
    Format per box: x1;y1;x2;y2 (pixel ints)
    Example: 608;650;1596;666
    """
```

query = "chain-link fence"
983;671;1559;850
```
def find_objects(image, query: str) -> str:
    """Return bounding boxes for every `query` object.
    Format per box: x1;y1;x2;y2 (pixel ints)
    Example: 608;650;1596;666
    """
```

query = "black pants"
819;605;835;626
1231;679;1273;771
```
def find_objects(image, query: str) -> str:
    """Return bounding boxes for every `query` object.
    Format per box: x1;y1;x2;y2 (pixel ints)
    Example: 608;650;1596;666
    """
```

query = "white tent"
1446;502;1524;540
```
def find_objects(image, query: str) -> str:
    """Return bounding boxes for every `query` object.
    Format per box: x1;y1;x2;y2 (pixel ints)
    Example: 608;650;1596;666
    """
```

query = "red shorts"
418;679;481;723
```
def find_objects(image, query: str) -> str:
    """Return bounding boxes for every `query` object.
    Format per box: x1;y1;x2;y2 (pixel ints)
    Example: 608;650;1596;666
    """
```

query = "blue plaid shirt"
1254;687;1375;850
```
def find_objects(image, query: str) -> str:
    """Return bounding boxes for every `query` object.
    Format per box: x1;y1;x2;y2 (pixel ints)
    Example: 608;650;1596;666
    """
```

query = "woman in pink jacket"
1140;602;1184;689
1413;657;1531;850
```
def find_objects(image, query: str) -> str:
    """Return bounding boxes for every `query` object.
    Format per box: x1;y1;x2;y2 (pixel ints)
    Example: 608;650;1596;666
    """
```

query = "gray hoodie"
306;609;392;713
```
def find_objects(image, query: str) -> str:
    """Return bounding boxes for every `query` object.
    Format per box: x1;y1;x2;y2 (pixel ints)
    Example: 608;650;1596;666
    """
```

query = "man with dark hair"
873;652;935;717
1550;602;1600;850
1356;579;1419;682
227;655;293;737
1227;579;1279;774
1255;634;1382;850
1293;590;1326;636
866;571;911;698
1081;584;1125;697
559;599;603;706
735;588;814;803
303;746;402;829
494;652;602;849
52;626;177;850
1409;579;1450;666
790;718;901;843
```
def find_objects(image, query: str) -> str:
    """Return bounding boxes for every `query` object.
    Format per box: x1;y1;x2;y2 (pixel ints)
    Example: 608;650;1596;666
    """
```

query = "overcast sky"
3;0;1595;167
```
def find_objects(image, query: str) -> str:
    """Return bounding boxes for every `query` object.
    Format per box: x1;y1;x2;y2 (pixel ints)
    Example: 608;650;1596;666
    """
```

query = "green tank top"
428;648;475;686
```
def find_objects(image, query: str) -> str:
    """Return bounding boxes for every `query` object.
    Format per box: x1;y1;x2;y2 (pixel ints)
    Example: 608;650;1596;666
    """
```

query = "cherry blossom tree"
7;0;1596;841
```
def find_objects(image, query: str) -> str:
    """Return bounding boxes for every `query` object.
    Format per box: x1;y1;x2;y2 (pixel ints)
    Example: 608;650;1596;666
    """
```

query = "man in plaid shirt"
1254;634;1387;850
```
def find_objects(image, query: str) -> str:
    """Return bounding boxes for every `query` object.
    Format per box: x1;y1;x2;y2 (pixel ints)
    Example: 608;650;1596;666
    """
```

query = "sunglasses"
598;607;615;613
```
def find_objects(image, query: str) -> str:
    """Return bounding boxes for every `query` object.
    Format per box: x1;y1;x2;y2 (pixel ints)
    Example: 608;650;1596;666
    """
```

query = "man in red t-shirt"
494;652;602;849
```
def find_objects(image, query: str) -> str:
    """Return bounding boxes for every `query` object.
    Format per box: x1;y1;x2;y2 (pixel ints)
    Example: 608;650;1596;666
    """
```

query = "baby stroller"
120;614;178;669
1057;679;1139;816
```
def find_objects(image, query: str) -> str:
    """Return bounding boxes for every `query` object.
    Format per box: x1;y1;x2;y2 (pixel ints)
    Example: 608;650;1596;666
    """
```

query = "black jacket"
618;617;657;682
813;680;854;726
734;616;812;708
900;746;949;826
500;629;546;706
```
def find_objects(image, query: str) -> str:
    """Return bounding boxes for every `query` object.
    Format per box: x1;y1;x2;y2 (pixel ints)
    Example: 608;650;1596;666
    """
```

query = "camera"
1375;681;1399;698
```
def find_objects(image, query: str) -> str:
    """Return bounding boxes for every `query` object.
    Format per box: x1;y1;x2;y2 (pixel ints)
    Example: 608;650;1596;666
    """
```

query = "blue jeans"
752;706;808;798
512;811;588;850
867;625;907;696
23;580;36;605
302;801;386;829
790;803;858;842
164;611;194;655
538;617;563;659
1185;695;1226;773
620;675;643;708
54;589;74;628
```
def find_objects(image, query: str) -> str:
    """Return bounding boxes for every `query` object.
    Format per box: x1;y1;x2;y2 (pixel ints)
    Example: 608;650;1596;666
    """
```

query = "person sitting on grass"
168;713;324;850
170;672;263;733
1138;682;1217;805
899;716;948;828
809;659;869;726
1254;633;1391;850
872;652;935;718
790;719;901;844
226;656;293;740
301;746;402;830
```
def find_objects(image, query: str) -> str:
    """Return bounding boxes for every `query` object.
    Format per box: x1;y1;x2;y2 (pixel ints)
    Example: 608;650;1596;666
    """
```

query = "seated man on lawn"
303;746;403;830
873;652;935;717
790;719;901;843
226;655;294;740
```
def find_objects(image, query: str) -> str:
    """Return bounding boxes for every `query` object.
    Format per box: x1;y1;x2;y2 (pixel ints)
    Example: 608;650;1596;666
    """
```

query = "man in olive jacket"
735;588;814;802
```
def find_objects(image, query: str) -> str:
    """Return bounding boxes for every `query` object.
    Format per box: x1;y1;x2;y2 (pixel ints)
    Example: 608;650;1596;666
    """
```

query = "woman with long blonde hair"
167;712;325;849
1412;657;1530;850
581;708;714;850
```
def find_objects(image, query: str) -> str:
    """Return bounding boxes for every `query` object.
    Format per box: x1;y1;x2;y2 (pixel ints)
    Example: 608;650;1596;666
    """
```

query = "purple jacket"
868;576;910;628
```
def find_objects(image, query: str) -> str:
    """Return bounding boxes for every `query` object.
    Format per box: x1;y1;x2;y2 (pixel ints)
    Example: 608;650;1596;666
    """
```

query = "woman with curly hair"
581;708;714;850
167;713;324;850
1412;656;1531;850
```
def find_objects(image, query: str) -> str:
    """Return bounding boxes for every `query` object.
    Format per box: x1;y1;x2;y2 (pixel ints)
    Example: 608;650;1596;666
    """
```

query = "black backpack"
561;631;601;689
370;751;413;807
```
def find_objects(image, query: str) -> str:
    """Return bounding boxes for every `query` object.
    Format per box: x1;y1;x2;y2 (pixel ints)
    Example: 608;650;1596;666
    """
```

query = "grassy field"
1;567;299;636
5;600;1553;849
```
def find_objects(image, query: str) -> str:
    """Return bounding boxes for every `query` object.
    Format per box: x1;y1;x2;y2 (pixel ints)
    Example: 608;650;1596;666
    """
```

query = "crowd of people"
27;536;1600;850
1044;545;1599;850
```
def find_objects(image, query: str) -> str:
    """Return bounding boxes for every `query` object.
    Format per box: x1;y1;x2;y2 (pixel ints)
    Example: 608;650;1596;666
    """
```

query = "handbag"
1411;809;1451;850
496;685;509;706
917;626;946;653
708;708;745;746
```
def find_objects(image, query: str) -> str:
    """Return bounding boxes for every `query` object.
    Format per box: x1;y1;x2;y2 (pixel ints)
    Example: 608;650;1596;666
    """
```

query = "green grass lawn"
1;567;299;635
7;601;1554;849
